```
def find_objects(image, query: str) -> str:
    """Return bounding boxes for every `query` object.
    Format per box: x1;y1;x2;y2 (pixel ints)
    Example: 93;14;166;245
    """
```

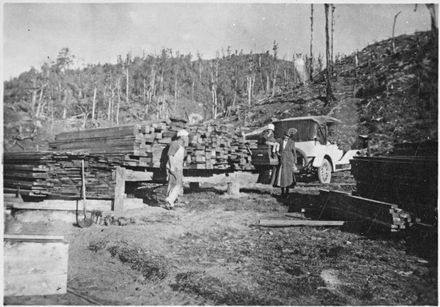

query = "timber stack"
48;119;254;170
4;152;125;199
319;189;413;232
350;141;437;226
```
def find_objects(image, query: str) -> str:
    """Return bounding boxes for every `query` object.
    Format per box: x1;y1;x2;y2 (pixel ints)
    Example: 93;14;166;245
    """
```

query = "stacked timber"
319;189;413;232
186;123;253;170
350;143;437;225
4;152;125;199
50;124;148;155
49;120;254;171
4;152;53;198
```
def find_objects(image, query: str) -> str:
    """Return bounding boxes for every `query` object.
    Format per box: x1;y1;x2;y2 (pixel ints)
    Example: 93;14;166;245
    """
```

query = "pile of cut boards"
350;141;437;226
48;119;255;171
4;152;126;199
318;189;413;232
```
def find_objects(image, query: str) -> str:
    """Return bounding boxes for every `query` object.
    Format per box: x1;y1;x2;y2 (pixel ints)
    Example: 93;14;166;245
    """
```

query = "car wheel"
317;158;332;184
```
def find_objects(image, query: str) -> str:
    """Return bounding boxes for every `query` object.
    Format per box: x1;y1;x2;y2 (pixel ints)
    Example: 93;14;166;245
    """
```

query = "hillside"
3;31;438;154
222;31;438;154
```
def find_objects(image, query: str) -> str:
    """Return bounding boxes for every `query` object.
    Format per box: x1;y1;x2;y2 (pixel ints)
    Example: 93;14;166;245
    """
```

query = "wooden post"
226;182;240;196
114;167;126;212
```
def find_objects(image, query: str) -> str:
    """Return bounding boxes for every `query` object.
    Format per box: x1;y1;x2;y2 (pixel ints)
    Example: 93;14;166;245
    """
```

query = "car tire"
317;158;332;184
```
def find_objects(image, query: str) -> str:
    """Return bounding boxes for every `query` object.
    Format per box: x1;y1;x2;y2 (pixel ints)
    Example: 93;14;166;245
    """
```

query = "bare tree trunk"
310;4;314;81
149;67;156;104
266;75;270;93
392;11;402;53
174;71;178;103
325;3;334;105
92;87;97;121
191;81;195;103
62;89;68;120
271;41;279;97
116;80;120;125
251;74;255;99
143;78;146;106
108;86;114;123
31;80;37;114
426;4;438;36
331;4;335;70
247;76;252;105
51;100;54;134
272;65;278;97
35;87;44;117
126;67;129;105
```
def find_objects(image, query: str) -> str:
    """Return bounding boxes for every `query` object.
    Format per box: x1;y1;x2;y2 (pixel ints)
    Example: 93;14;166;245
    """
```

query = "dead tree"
392;11;401;53
91;86;97;121
310;4;314;81
272;41;279;97
415;4;438;40
331;4;335;70
325;4;335;105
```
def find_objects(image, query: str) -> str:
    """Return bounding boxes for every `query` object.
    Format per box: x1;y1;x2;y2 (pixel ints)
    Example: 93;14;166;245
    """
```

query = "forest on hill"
3;27;438;154
4;41;324;150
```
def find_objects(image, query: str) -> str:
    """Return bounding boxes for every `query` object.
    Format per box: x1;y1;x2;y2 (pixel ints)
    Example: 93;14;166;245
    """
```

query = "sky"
2;2;434;80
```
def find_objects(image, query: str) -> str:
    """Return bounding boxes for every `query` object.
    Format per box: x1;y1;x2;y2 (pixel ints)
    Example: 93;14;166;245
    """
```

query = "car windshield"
274;119;325;143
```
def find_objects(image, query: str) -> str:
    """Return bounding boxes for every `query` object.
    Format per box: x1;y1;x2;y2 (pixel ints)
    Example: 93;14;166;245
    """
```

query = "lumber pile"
4;152;125;199
186;124;254;170
49;119;254;171
4;152;54;198
319;189;413;232
350;144;437;225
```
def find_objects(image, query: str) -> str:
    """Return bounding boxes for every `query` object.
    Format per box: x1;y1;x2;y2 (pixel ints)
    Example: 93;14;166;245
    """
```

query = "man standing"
274;128;297;197
165;129;189;209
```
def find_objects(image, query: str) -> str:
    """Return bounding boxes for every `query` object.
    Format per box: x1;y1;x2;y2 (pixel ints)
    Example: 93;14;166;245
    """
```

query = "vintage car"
248;116;360;183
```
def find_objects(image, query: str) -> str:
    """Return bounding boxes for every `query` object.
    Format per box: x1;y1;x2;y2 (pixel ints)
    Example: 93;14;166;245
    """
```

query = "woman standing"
274;128;297;196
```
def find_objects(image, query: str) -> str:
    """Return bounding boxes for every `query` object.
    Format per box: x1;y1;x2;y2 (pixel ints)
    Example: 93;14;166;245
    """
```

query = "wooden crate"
4;235;69;296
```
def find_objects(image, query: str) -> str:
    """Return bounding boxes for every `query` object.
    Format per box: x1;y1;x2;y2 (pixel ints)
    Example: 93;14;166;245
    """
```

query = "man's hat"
267;124;275;130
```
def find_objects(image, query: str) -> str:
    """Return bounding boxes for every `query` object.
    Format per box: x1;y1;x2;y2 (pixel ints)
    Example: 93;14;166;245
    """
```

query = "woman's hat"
288;128;298;136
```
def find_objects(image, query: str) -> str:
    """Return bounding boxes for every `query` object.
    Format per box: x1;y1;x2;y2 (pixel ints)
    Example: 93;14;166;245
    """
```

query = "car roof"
273;115;342;125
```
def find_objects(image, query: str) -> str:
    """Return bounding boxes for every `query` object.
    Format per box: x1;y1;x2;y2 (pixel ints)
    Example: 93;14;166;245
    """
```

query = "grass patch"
171;271;282;305
106;242;169;281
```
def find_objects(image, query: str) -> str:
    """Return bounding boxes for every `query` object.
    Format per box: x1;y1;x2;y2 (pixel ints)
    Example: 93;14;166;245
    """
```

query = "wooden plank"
4;234;65;241
258;219;345;227
124;169;153;181
4;165;49;172
9;200;112;211
113;167;126;212
4;237;68;296
54;124;140;141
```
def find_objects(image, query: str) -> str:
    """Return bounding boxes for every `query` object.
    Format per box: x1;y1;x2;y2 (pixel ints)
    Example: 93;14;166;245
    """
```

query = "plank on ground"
258;219;345;227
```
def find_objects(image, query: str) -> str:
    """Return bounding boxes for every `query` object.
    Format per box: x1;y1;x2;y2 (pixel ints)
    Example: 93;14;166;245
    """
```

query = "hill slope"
223;31;438;154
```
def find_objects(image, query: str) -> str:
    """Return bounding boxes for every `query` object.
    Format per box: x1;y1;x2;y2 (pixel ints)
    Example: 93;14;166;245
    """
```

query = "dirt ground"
4;182;438;306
